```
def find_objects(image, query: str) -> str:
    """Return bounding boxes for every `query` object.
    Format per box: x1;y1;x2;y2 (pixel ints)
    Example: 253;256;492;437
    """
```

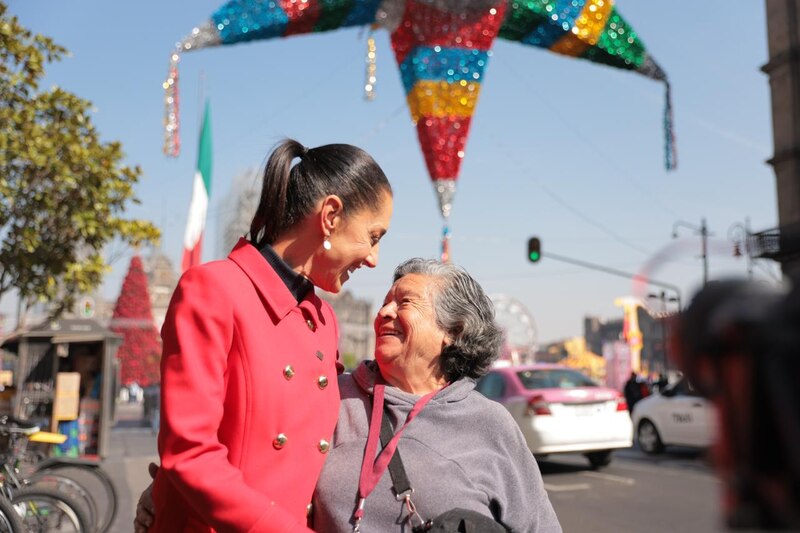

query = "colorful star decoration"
164;0;674;261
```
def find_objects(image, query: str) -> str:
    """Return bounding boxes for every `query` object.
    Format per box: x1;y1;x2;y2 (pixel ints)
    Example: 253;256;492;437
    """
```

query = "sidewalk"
105;402;158;532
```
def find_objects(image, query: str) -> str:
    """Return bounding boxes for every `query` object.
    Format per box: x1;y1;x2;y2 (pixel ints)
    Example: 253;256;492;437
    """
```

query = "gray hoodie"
312;361;561;532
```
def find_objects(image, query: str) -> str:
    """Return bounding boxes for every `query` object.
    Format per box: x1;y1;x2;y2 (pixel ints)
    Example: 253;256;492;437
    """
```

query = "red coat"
151;239;341;532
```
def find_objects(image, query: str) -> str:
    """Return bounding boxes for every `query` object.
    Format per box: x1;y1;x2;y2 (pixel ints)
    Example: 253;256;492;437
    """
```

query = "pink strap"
354;377;445;521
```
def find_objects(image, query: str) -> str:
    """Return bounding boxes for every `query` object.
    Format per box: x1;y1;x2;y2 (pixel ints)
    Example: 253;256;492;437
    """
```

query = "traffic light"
527;237;541;263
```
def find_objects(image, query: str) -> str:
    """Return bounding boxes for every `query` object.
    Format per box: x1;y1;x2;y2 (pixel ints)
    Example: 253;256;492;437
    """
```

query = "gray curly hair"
393;258;504;382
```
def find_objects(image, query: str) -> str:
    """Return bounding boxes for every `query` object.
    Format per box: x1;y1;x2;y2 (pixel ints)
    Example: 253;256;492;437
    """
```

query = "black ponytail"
249;138;392;246
249;139;306;246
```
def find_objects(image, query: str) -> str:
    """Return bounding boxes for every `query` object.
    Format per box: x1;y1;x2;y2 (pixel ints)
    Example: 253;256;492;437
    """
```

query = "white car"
632;378;717;454
476;364;633;469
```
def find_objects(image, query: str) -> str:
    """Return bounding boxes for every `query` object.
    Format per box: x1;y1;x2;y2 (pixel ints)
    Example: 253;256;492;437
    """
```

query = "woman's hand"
133;462;160;533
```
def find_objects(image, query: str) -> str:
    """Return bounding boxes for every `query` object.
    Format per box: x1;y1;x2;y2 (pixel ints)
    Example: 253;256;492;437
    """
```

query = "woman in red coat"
149;139;393;532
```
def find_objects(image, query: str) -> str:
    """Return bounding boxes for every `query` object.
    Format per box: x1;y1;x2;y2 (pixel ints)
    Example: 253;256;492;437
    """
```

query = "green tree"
0;3;159;319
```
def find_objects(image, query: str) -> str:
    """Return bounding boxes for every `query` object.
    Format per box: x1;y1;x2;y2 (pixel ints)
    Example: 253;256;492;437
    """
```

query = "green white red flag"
181;101;212;272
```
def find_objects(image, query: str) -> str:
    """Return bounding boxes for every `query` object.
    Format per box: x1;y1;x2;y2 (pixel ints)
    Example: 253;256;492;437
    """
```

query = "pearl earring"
323;238;332;251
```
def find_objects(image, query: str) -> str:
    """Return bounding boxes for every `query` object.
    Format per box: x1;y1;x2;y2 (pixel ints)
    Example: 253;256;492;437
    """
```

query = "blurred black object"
142;385;160;434
673;271;800;530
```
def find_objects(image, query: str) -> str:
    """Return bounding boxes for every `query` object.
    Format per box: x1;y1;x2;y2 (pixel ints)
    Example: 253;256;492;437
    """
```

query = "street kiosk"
1;318;121;458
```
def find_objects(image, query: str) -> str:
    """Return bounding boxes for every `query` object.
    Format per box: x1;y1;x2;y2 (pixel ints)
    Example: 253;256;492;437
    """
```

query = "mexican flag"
181;101;212;272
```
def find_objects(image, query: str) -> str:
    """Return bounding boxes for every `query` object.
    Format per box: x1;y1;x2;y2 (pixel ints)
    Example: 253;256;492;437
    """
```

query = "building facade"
318;290;374;369
142;251;179;331
764;0;800;273
584;308;672;378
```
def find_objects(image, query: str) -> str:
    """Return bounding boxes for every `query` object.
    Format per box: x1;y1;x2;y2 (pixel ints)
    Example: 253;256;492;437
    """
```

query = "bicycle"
0;495;24;532
0;417;92;532
0;414;119;532
25;456;117;532
9;486;89;532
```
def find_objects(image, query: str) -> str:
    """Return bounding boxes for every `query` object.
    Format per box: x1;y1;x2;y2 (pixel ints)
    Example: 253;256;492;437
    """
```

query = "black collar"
257;242;314;303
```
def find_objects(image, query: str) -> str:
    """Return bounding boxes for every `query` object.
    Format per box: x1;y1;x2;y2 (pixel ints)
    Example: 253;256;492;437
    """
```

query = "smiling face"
312;189;393;293
373;273;450;384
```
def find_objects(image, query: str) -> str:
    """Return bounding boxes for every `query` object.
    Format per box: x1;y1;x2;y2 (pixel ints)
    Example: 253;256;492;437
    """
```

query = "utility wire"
495;54;684;220
493;136;654;256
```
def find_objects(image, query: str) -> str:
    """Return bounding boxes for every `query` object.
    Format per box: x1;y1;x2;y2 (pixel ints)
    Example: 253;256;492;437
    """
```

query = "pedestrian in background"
654;373;669;392
623;371;643;414
147;139;393;532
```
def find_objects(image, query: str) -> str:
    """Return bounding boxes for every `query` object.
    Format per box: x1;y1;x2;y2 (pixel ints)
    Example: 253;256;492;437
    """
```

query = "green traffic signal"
527;237;541;263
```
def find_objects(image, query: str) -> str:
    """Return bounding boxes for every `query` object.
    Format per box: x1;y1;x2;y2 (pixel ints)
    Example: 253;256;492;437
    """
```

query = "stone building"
318;290;374;370
218;169;260;256
584;308;672;377
141;252;179;331
764;1;800;273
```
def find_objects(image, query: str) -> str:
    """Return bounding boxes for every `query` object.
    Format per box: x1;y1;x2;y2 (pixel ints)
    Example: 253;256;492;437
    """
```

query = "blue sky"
6;1;779;342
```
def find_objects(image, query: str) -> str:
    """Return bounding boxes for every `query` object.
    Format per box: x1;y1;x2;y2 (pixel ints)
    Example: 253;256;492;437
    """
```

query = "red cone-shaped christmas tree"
111;255;161;386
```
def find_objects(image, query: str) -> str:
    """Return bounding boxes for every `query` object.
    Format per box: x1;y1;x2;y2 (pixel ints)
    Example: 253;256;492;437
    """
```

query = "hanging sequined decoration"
364;25;378;100
441;223;451;264
163;49;181;157
663;81;677;170
434;179;457;219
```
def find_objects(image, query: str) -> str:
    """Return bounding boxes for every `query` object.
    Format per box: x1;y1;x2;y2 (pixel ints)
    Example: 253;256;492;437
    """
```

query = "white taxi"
631;378;717;454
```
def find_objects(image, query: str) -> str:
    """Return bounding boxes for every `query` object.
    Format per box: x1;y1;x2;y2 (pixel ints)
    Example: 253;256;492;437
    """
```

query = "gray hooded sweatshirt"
312;361;561;532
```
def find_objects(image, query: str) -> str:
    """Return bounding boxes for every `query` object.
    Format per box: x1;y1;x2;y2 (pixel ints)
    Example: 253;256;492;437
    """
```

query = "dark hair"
393;258;504;382
249;139;392;246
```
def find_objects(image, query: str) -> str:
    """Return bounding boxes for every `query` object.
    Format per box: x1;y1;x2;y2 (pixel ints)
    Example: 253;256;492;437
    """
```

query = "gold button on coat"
317;376;329;389
306;318;316;331
273;433;288;449
318;439;330;453
306;503;313;516
283;365;295;380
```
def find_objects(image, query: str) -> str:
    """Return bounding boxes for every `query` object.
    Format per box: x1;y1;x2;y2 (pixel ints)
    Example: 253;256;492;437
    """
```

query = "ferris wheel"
490;294;538;365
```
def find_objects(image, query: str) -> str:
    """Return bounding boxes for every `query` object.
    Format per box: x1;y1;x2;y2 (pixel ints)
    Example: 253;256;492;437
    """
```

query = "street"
104;403;724;533
542;448;723;532
105;403;158;533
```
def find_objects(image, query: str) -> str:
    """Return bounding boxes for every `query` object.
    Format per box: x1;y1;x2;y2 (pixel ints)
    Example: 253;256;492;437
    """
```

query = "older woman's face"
373;274;448;372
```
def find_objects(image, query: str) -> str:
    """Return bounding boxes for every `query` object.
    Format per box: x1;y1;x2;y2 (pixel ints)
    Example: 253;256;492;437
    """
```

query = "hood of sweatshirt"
351;360;476;407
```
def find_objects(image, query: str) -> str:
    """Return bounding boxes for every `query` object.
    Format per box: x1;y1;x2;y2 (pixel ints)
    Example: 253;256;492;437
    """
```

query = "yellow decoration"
407;80;481;121
29;431;68;445
561;337;606;383
550;0;614;57
615;297;644;373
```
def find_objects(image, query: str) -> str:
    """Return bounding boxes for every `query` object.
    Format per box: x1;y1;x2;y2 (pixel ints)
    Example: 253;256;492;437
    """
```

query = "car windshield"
517;369;597;389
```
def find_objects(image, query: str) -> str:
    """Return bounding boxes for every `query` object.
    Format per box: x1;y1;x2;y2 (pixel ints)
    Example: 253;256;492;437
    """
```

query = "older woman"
312;258;559;532
136;259;560;532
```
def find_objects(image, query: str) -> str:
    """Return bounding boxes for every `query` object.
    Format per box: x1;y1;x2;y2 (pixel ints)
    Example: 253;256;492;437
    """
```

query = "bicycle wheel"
36;464;117;532
10;486;91;533
26;471;98;531
0;496;24;532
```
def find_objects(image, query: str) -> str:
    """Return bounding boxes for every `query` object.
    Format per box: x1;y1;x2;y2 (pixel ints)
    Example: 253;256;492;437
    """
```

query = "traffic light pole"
541;251;683;310
672;218;711;286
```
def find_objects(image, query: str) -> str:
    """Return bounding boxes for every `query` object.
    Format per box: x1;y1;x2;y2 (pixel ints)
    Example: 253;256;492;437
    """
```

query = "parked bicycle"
0;417;91;531
0;414;120;531
24;455;117;532
0;493;23;532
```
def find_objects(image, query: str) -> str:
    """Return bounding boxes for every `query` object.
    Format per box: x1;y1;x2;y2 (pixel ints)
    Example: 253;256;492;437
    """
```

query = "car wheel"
585;450;612;469
638;419;664;454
